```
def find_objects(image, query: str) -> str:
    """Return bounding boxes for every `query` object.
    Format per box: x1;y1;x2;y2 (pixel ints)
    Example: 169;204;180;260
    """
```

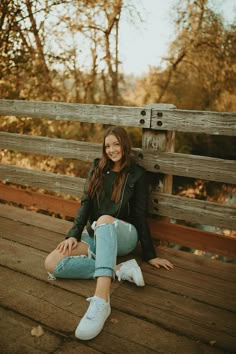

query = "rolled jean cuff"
94;267;114;278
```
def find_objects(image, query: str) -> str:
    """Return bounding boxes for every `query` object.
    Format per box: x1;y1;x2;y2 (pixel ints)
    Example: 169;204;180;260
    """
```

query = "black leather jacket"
67;159;156;261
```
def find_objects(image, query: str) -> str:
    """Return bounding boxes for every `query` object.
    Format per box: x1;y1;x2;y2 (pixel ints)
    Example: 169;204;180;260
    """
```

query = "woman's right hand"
56;237;78;256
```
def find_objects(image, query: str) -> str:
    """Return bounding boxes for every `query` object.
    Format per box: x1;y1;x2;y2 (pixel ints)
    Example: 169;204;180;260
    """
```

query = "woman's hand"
56;237;78;256
148;257;174;270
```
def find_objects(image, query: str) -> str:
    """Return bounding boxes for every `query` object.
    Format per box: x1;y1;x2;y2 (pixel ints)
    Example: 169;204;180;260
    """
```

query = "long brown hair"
87;126;133;203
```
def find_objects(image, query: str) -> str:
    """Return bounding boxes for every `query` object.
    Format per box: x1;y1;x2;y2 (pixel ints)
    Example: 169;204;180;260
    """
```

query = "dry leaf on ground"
31;325;44;337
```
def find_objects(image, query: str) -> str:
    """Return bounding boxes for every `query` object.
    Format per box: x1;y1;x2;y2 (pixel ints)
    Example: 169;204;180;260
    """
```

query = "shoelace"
85;297;105;320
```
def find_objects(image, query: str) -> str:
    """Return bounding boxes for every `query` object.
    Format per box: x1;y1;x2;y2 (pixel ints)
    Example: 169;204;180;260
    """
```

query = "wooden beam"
1;185;235;258
1;132;235;183
0;167;235;229
149;219;236;259
1;99;235;135
0;164;84;196
142;150;236;184
151;108;236;136
0;184;79;217
143;103;176;246
150;192;236;230
0;99;151;128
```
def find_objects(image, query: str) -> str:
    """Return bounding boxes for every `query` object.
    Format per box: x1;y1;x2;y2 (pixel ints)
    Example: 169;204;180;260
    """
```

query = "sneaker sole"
132;265;145;286
128;259;145;286
75;307;111;341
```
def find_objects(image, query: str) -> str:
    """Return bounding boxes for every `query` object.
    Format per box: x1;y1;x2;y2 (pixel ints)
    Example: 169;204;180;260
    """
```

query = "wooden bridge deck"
0;203;236;354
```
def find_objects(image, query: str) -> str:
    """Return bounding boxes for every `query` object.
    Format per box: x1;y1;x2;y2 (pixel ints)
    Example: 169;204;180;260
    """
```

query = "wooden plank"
0;99;151;128
2;186;235;238
0;184;79;218
0;269;88;333
0;216;63;252
1;165;235;230
141;150;236;184
1;206;236;312
0;99;235;135
0;203;71;235
1;202;235;280
1;200;235;281
142;251;236;307
0;163;84;196
0;268;190;354
1;198;235;261
151;108;236;136
0;271;152;354
0;267;227;354
0;307;155;354
0;238;99;297
0;214;122;295
1;202;235;298
149;220;236;259
113;284;236;353
1;190;235;255
140;262;236;312
2;132;235;183
151;192;236;230
1;201;236;309
156;246;236;279
0;131;101;161
1;209;235;352
0;308;101;354
2;222;234;317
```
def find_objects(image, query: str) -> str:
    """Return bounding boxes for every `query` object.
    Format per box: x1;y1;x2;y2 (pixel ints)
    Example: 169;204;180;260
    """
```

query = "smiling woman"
44;125;173;341
104;135;123;168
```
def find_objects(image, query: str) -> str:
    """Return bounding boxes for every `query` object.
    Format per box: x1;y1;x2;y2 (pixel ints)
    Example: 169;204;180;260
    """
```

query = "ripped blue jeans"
50;219;138;280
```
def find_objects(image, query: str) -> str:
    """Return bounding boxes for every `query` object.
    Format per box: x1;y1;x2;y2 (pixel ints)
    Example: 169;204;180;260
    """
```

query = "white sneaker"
75;296;111;340
116;259;145;286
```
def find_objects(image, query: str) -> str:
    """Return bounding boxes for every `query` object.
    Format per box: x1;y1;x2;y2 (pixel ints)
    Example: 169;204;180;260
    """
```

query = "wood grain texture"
1;99;235;134
151;192;236;230
0;199;235;258
0;165;235;229
1;132;235;183
151;108;236;135
0;163;84;196
0;308;100;354
0;203;235;353
0;99;151;128
149;219;236;259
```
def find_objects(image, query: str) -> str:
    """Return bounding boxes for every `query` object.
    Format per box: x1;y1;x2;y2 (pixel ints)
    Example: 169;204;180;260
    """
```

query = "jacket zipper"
116;173;129;217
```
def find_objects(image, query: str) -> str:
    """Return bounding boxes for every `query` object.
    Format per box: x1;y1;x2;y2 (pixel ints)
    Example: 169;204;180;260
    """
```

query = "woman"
45;126;173;341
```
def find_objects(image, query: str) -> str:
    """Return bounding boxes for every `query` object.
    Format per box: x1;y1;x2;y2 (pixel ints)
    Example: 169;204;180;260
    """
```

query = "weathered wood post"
142;103;176;245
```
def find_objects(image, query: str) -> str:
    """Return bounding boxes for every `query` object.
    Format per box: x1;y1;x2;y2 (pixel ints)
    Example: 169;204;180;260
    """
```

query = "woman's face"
104;134;123;165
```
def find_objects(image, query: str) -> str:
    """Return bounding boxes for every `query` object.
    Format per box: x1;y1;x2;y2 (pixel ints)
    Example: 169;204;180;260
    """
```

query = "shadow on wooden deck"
0;203;236;354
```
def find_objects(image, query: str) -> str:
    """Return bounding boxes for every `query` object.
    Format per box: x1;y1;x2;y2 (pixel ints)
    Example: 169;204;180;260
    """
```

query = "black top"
66;159;156;261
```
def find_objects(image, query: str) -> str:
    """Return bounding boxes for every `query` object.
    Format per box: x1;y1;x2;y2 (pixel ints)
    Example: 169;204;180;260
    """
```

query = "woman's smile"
105;134;123;166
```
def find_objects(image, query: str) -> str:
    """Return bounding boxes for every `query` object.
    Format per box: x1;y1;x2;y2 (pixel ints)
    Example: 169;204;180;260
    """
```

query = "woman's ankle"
94;276;112;302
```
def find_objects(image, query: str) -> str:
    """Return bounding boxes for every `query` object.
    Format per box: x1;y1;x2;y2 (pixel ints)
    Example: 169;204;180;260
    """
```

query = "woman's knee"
44;250;63;273
44;241;89;273
44;252;54;272
97;215;114;225
96;215;115;226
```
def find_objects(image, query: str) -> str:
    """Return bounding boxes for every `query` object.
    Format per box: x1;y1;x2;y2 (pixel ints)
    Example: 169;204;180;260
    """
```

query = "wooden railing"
0;99;235;258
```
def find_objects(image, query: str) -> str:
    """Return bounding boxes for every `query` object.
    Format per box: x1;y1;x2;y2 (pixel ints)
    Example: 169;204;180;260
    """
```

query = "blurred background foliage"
0;0;235;201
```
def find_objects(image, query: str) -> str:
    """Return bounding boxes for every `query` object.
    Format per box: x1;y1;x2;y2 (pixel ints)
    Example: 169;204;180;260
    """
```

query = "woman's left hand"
148;257;174;270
